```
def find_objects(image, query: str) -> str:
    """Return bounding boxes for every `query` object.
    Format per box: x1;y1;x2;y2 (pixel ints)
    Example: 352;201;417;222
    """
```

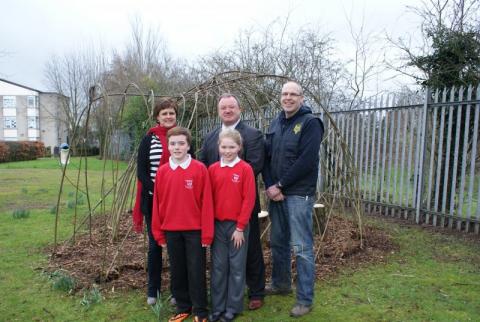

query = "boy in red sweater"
152;127;214;322
208;129;256;322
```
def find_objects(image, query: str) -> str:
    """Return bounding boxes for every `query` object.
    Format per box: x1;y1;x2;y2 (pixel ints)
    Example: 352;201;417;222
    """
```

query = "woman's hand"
231;229;245;249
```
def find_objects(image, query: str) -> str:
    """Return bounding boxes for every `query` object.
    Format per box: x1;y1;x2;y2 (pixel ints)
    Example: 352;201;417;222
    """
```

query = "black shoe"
265;285;292;295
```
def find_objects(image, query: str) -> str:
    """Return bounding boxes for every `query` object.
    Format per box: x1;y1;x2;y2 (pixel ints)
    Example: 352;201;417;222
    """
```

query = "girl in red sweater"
208;129;256;322
152;127;214;322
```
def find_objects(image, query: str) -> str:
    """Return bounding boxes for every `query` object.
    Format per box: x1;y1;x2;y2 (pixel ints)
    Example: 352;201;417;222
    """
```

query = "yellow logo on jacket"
293;123;302;134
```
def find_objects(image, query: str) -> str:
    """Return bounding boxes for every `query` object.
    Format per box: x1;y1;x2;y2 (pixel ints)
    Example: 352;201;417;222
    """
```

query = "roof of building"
0;78;66;97
0;78;43;93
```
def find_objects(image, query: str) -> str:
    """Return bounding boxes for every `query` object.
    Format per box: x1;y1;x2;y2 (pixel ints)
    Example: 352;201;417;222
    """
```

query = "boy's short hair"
218;128;243;149
153;98;178;120
167;126;192;146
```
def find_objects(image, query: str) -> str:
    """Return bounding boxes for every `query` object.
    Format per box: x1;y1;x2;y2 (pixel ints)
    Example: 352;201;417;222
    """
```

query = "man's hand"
266;185;285;201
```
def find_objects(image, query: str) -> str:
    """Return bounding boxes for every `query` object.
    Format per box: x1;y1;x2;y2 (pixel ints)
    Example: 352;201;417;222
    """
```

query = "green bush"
150;292;174;320
48;270;76;293
71;145;100;157
44;146;52;157
76;195;85;205
12;209;30;219
80;286;102;310
67;200;76;209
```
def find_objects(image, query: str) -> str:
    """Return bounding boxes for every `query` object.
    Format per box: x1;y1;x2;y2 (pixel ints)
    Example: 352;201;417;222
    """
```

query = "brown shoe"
248;299;264;310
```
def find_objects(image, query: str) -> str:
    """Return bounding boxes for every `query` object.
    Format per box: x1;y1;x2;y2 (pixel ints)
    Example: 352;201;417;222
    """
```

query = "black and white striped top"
149;135;163;189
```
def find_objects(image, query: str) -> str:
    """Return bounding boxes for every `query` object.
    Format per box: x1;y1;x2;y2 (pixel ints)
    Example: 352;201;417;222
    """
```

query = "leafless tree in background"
194;18;350;112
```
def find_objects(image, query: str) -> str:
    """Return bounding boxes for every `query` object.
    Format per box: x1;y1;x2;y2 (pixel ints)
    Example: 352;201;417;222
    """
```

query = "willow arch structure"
52;71;364;282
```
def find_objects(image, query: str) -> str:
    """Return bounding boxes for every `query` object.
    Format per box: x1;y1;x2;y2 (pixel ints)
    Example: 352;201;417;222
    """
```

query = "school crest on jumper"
185;179;193;189
232;173;240;183
293;123;302;134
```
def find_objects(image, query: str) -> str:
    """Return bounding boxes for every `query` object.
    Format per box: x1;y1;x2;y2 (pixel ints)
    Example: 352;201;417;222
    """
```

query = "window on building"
27;96;38;108
3;107;16;116
4;117;17;129
3;96;16;108
28;116;39;129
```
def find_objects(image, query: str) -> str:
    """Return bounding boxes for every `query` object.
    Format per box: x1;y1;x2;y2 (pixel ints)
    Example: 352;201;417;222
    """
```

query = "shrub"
71;145;100;157
67;200;76;209
0;142;9;162
6;141;31;161
76;195;85;205
30;141;46;158
48;270;76;293
150;292;173;320
12;209;30;219
0;141;46;162
80;286;102;310
44;146;52;157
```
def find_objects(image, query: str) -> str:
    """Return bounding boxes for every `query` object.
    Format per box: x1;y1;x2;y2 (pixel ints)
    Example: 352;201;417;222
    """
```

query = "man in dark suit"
200;93;266;310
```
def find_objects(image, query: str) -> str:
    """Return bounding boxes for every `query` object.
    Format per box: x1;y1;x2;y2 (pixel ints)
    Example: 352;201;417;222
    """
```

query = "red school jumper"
208;160;256;230
152;159;214;245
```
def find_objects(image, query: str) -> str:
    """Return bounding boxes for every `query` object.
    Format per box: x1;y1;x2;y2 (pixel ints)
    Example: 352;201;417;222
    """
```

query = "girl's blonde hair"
218;129;243;149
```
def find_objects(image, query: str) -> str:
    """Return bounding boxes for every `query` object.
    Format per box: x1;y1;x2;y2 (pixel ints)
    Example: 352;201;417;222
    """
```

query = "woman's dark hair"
153;98;178;120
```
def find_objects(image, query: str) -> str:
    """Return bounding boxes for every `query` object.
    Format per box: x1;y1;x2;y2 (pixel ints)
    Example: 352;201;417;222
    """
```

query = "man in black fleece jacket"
263;81;324;318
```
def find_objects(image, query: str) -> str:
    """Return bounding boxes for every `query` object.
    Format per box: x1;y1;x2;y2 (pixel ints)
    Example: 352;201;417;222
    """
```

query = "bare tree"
344;9;390;110
194;18;350;112
106;16;192;94
44;43;109;155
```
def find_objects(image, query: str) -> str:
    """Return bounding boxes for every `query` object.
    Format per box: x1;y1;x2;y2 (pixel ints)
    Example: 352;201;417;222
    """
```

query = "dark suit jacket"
199;120;264;177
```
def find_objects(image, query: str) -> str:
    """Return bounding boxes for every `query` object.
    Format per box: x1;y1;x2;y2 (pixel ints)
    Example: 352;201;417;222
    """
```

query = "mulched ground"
45;212;396;293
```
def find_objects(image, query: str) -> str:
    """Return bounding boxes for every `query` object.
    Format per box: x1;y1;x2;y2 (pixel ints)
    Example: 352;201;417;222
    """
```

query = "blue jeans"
269;195;315;306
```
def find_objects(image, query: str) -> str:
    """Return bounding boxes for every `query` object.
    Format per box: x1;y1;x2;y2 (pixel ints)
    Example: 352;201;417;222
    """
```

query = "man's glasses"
281;92;302;97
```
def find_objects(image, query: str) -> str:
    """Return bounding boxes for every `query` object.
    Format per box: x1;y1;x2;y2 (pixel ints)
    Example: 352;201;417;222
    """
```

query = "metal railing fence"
196;85;480;233
327;85;480;233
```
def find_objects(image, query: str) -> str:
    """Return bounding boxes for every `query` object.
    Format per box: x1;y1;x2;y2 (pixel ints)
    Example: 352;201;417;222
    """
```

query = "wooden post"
313;203;326;235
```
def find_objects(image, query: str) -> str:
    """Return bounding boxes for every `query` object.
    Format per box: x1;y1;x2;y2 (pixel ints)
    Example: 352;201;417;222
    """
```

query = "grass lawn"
0;158;479;321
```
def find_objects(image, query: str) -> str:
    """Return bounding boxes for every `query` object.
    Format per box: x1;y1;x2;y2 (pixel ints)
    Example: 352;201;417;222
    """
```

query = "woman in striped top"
133;98;177;305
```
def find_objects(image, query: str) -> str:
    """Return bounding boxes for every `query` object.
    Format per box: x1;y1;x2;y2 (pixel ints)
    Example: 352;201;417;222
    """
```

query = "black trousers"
166;230;208;318
144;196;162;298
246;191;266;300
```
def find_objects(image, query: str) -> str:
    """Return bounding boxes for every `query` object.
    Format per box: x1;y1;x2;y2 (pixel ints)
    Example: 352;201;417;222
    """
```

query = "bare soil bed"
45;212;396;293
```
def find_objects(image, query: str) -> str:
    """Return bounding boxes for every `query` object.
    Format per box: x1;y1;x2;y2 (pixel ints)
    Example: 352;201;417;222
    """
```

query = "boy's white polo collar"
169;154;192;170
220;156;241;168
221;119;241;131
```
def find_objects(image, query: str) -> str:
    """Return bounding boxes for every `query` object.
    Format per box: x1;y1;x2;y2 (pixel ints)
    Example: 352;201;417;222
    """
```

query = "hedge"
0;141;46;163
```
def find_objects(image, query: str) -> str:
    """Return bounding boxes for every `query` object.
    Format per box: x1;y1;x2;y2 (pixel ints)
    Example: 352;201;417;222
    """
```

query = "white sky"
0;0;423;91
